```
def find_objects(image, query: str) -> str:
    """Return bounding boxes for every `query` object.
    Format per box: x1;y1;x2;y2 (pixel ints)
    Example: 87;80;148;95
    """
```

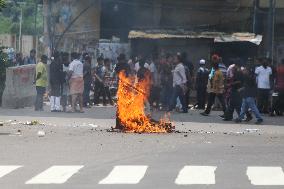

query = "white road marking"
175;166;217;185
0;166;22;178
247;166;284;185
25;165;83;184
99;165;148;184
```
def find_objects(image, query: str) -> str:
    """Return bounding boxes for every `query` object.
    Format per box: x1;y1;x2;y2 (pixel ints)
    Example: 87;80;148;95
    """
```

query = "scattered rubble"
88;124;98;128
37;130;45;137
23;120;40;125
245;129;260;133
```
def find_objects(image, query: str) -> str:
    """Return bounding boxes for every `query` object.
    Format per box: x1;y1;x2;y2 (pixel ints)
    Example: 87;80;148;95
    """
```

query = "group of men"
197;55;284;124
33;49;284;124
34;51;116;113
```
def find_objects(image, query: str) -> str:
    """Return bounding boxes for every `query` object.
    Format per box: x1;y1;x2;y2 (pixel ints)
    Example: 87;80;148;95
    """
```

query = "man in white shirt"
149;59;160;107
134;56;150;73
255;58;272;113
168;54;188;113
68;52;84;113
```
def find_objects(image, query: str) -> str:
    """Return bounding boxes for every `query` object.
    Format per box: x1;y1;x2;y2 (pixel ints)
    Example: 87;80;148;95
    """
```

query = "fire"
116;72;173;133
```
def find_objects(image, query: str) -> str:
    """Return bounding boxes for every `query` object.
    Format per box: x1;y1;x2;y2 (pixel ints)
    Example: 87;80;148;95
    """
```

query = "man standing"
69;52;84;113
149;57;160;108
201;56;226;116
255;58;272;113
35;55;48;111
83;55;92;107
114;53;131;130
114;53;131;76
25;49;36;65
61;52;70;112
103;58;114;106
168;54;188;113
94;57;106;105
272;59;284;115
195;59;209;109
49;52;63;112
160;54;173;110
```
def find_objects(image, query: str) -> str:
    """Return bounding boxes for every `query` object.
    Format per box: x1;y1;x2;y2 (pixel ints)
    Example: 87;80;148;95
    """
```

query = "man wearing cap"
195;59;209;109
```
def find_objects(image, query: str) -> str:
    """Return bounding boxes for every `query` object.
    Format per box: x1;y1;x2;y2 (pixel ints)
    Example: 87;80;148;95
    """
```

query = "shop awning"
128;30;262;45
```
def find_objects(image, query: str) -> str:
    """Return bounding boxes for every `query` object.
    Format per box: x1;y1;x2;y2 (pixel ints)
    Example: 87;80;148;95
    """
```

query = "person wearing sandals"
68;52;84;113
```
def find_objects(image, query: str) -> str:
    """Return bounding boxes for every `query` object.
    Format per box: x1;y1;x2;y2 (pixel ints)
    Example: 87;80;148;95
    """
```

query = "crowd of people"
33;49;284;124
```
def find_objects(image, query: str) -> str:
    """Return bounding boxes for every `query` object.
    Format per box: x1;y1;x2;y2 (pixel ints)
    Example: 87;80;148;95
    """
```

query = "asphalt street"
0;106;284;189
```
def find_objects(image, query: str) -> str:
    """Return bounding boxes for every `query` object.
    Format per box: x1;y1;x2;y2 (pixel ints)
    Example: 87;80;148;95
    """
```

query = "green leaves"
0;0;6;11
0;0;43;35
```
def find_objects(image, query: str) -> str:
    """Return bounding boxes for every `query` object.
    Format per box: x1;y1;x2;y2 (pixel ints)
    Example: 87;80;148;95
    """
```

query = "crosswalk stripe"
247;166;284;185
0;166;22;178
99;165;148;184
25;165;83;184
175;166;217;185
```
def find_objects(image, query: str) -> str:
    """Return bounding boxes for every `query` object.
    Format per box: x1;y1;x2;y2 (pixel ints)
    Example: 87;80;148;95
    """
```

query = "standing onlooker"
83;55;92;107
114;53;131;130
160;54;173;110
103;58;114;105
61;52;70;112
149;57;160;108
115;54;131;77
201;57;226;116
181;52;194;108
15;53;24;66
235;68;263;124
69;52;84;113
35;55;48;111
50;52;63;112
272;59;284;116
255;58;272;113
94;57;106;105
25;49;36;65
128;55;136;75
168;54;188;113
134;55;149;74
137;58;151;114
195;59;209;109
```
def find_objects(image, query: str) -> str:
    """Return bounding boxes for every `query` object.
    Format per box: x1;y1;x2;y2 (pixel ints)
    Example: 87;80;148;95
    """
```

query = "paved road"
0;107;284;189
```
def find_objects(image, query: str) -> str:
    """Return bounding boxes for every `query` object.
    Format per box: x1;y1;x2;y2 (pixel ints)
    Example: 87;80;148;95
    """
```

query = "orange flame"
117;72;173;133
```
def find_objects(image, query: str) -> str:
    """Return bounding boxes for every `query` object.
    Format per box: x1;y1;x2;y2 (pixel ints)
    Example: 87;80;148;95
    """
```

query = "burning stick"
116;72;174;133
120;80;146;96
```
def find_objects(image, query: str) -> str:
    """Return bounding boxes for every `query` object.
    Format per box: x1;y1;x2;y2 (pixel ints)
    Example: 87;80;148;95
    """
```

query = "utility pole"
267;0;276;62
34;0;37;35
253;0;260;34
18;5;23;53
43;0;51;58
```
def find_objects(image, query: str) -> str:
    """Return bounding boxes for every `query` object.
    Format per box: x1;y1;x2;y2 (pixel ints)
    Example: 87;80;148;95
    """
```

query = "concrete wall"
21;35;36;57
0;34;16;49
2;65;36;108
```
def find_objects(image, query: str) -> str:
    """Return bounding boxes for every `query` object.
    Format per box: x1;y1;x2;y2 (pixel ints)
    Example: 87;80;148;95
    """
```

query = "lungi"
69;77;84;95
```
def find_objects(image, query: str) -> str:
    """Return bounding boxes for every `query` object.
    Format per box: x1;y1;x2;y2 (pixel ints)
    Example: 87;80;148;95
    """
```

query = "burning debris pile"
116;72;174;133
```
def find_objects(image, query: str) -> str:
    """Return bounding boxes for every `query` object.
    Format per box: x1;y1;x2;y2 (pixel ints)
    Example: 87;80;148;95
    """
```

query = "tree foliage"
0;47;9;105
0;0;43;35
0;0;6;11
